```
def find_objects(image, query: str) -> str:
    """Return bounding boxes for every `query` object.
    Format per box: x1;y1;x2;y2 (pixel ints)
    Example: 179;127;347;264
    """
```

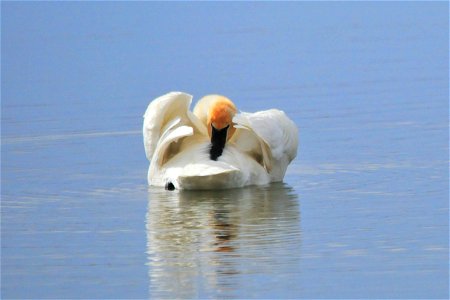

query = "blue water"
2;2;449;299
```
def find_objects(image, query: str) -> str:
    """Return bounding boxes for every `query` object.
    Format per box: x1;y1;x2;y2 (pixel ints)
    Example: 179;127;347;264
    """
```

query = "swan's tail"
177;169;243;190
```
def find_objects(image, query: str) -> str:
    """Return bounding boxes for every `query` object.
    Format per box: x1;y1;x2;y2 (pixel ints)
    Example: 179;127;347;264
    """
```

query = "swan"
143;92;298;190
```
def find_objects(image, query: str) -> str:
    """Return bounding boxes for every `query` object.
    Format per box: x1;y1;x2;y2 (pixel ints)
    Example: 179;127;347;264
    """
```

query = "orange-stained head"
207;96;237;141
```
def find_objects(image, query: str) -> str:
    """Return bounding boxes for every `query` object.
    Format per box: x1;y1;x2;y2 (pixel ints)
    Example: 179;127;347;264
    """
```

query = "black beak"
210;125;229;161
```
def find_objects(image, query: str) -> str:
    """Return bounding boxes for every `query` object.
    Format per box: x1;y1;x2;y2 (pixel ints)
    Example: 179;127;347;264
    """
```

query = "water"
2;2;448;299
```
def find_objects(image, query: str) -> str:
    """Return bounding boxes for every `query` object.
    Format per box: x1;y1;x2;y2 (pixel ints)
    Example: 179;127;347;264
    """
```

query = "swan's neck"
209;125;229;160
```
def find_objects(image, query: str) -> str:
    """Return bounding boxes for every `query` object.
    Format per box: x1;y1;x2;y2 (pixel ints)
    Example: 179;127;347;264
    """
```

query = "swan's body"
143;92;298;190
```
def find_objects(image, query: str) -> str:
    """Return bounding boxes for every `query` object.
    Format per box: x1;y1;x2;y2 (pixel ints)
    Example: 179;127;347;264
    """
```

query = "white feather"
232;109;299;181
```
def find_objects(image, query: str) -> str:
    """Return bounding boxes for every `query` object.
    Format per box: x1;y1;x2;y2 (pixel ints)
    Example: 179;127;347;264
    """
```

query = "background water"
1;2;449;299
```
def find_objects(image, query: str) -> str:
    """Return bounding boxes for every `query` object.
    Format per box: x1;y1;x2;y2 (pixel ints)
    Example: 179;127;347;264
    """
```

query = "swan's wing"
232;109;298;172
143;92;207;161
231;114;273;172
149;125;193;172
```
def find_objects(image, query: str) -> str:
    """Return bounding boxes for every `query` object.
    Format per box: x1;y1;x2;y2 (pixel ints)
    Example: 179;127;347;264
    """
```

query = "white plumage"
143;91;298;190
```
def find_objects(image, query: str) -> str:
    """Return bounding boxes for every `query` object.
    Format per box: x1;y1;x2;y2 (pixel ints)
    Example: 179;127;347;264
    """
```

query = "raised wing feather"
232;109;298;175
149;125;193;172
143;92;206;161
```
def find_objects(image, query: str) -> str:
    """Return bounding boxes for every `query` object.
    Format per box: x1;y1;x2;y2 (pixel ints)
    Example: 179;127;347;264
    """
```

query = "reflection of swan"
146;183;301;299
143;92;298;190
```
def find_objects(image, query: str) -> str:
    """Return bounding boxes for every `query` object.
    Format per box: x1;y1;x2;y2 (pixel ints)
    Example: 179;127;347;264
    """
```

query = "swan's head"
207;96;237;160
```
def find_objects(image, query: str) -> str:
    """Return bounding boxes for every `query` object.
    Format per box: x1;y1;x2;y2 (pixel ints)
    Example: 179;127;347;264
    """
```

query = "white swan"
143;92;298;190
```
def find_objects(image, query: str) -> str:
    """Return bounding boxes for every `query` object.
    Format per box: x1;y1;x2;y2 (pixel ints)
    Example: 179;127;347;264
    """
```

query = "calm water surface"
2;2;449;299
